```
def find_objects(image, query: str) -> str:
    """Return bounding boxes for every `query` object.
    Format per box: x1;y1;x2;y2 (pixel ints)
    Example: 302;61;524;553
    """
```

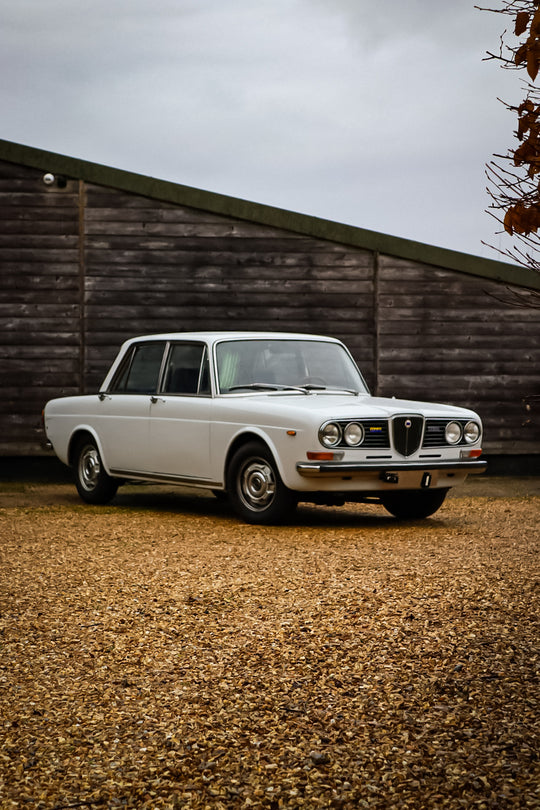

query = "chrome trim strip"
296;459;487;477
110;468;221;489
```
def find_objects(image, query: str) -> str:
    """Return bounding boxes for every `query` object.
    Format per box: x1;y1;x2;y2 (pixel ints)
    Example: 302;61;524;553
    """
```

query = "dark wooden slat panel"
85;275;374;292
0;206;78;221
84;264;373;282
379;320;536;335
85;206;247;224
379;360;537;375
3;386;79;401
0;262;79;276
0;219;78;236
0;234;79;248
0;303;80;317
85;221;311;239
379;346;540;360
83;305;374;324
0;248;79;262
0;275;78;291
378;293;531;311
377;333;540;349
0;332;80;346
0;344;79;359
0;357;79;374
2;191;79;206
85;233;349;250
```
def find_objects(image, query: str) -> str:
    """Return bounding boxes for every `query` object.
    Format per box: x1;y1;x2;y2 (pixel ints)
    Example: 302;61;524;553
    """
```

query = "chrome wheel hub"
79;446;101;490
239;459;276;510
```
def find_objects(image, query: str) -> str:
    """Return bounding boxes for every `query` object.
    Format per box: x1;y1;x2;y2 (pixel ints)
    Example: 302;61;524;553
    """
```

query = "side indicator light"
287;430;297;436
460;449;483;459
307;452;335;461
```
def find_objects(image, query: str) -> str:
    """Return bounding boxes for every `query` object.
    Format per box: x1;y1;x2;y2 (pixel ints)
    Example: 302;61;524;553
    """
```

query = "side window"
110;342;166;394
163;343;210;395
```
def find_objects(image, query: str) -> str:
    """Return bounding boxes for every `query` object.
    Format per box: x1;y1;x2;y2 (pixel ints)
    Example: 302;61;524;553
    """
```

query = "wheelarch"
67;428;110;474
223;430;284;490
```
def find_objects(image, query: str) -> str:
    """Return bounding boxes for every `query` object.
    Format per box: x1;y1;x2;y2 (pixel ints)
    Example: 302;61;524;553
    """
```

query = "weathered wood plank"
0;235;79;248
2;190;79;206
0;248;79;262
84;264;373;283
379;360;537;375
0;219;78;236
0;205;78;222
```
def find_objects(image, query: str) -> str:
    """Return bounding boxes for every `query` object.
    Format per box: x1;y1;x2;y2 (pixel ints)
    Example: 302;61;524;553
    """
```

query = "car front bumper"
296;459;487;478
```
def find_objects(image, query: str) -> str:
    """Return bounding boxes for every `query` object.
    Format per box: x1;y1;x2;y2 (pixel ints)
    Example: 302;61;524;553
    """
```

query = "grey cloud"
0;0;522;258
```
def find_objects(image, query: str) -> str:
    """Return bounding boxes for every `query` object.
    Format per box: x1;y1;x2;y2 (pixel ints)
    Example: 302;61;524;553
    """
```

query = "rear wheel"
227;441;297;524
381;488;448;519
74;437;119;504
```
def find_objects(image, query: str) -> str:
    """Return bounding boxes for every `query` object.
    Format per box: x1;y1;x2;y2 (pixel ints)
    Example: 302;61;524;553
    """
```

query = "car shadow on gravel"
108;485;455;529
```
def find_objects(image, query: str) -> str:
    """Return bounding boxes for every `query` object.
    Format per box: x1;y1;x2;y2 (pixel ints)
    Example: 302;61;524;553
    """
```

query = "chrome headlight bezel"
445;421;463;445
343;422;365;447
319;422;342;448
463;420;481;444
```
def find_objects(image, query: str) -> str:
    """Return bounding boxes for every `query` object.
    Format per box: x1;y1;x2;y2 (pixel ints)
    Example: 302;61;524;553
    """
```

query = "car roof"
125;332;342;344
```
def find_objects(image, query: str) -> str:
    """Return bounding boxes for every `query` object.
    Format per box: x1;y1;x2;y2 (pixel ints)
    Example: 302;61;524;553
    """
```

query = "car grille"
392;415;424;457
422;418;471;448
362;420;390;448
332;417;474;451
333;419;390;448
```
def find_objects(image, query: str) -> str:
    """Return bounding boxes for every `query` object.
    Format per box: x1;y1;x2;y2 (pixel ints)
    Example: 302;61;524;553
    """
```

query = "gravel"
0;477;538;809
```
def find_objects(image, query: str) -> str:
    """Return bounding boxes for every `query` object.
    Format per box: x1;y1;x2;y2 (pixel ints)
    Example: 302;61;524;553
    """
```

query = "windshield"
216;339;368;394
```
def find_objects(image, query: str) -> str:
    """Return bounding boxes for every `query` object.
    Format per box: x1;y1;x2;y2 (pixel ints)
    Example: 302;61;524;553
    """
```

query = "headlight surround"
319;422;342;448
343;422;364;446
445;421;463;445
464;420;481;444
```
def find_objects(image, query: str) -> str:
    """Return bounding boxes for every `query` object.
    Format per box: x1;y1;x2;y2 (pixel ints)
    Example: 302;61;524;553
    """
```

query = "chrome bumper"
296;459;487;477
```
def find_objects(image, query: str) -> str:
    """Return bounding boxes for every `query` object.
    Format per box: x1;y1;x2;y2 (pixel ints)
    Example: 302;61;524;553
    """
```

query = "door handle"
150;396;166;404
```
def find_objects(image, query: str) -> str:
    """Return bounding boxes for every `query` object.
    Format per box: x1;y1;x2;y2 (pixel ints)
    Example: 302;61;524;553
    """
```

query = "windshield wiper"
228;383;310;394
300;385;360;395
228;383;280;391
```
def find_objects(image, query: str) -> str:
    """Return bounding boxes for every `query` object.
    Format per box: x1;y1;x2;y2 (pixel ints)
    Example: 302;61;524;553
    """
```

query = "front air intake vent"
392;415;424;457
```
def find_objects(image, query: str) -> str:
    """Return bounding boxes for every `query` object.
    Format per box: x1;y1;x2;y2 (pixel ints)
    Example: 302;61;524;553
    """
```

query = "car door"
96;341;166;473
149;342;214;483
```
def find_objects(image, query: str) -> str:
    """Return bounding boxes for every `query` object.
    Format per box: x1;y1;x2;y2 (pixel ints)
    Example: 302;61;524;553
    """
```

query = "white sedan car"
43;332;486;523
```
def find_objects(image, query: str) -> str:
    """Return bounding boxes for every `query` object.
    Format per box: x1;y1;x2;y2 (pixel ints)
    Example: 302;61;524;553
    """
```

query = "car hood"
217;392;479;422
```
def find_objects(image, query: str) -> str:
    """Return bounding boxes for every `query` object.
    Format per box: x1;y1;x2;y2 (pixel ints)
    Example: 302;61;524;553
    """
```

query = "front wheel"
380;488;448;519
226;441;297;524
74;437;119;504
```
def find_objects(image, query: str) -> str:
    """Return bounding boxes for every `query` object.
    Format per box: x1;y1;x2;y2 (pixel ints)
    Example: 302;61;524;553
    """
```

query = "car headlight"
464;420;481;444
319;422;342;447
343;422;364;446
445;421;463;445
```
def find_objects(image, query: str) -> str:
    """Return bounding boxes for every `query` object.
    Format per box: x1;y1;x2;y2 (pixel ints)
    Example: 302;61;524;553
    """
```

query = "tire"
380;488;448;519
74;437;119;505
226;441;298;524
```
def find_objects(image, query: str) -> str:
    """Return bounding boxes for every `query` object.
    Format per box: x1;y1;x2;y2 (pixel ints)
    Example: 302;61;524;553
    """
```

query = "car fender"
67;425;112;475
222;426;294;488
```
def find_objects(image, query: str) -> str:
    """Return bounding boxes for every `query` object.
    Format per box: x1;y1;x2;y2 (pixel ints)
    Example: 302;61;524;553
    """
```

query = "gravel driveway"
0;475;538;809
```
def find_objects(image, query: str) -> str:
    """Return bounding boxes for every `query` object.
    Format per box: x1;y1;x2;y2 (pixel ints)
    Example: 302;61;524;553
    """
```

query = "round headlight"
319;422;342;447
445;421;463;445
344;422;364;446
464;421;480;444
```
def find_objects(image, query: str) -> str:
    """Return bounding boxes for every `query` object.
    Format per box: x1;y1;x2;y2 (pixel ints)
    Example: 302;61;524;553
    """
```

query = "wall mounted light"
42;173;68;188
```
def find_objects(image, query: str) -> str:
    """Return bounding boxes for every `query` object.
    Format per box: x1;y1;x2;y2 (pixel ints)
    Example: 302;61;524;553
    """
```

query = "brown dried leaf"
515;11;530;36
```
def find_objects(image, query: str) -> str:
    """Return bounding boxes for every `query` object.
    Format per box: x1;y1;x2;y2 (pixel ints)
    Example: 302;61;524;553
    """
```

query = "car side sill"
110;468;221;489
296;459;488;477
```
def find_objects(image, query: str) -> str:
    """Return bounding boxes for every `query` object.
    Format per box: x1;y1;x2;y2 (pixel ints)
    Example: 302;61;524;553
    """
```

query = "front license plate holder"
421;472;432;488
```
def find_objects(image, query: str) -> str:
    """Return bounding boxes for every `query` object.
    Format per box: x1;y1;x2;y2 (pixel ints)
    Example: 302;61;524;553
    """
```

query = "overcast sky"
1;0;522;259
